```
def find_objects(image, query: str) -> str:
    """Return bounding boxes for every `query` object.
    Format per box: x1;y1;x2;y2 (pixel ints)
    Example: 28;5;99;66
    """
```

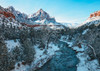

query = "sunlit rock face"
90;11;100;18
83;11;100;24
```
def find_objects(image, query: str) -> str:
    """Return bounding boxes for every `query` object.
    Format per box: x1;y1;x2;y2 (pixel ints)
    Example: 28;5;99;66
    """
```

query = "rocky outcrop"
0;11;15;19
90;11;100;18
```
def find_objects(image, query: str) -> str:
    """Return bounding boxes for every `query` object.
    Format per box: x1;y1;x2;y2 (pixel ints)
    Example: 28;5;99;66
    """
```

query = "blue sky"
0;0;100;23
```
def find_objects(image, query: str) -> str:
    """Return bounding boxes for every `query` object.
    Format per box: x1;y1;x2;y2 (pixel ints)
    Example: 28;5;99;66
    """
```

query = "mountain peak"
36;8;48;16
38;8;44;12
35;8;47;17
7;6;15;12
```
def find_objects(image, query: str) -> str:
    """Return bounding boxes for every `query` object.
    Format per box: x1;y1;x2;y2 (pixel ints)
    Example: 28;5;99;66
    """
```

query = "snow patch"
84;16;100;24
72;46;84;52
5;40;20;52
72;44;100;71
82;29;89;35
11;62;29;71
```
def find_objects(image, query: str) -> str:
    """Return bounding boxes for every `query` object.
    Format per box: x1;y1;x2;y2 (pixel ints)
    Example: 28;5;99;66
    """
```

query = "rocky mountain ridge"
84;11;100;24
0;6;67;30
90;11;100;18
1;6;56;25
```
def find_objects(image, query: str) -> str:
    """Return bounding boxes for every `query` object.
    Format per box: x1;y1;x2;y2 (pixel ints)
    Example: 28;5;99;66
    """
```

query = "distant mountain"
0;5;80;29
7;6;57;25
29;9;56;23
61;23;80;28
0;5;67;29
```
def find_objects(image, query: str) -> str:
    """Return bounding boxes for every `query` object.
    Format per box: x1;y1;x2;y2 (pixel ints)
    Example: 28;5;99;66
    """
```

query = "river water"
36;41;79;71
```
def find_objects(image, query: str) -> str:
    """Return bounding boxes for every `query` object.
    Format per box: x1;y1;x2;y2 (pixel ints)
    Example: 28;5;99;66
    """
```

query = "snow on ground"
60;36;73;47
82;29;89;35
5;40;20;52
67;42;73;47
72;44;100;71
83;16;100;24
82;16;100;27
0;16;22;28
72;46;84;52
5;39;59;71
77;53;100;71
30;43;59;70
60;39;73;47
10;42;59;71
47;42;59;55
11;62;30;71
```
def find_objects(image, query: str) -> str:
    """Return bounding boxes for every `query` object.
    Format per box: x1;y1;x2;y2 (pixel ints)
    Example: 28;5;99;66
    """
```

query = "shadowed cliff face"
36;41;79;71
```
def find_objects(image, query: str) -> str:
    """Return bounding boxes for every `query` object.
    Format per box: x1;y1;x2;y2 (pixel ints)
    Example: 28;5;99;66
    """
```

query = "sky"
0;0;100;23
